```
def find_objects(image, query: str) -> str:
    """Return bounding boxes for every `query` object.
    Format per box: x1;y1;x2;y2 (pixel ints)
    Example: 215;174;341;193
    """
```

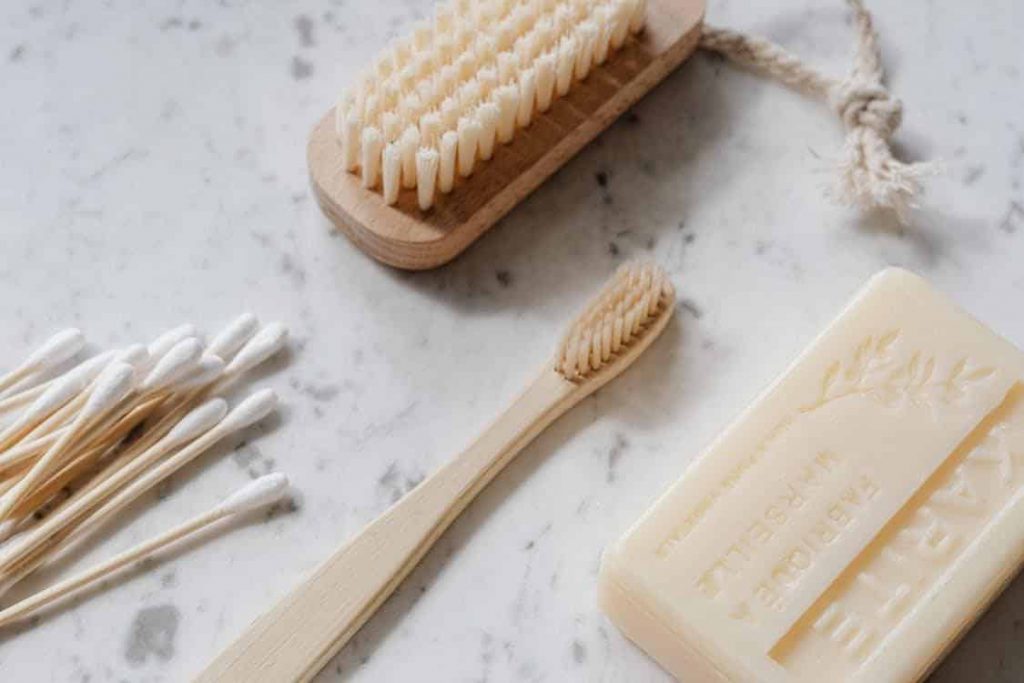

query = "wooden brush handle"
197;368;581;682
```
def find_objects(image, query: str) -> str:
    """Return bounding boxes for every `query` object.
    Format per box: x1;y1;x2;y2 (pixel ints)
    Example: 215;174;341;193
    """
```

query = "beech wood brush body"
309;0;704;269
199;262;676;681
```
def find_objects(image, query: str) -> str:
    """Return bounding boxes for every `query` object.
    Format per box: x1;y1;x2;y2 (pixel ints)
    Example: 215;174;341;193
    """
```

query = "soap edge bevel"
598;545;751;682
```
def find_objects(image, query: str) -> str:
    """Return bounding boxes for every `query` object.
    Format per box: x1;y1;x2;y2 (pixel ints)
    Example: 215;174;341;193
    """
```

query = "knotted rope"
699;0;936;223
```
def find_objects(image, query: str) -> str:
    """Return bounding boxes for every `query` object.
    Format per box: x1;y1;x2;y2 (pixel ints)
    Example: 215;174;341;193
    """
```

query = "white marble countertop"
1;0;1023;680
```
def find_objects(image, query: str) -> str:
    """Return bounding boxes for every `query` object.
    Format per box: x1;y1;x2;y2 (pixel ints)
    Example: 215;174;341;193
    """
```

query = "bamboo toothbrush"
0;473;290;629
199;261;676;682
309;0;705;269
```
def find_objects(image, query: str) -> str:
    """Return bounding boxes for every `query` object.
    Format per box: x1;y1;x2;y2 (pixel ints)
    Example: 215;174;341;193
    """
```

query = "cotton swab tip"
220;389;278;433
143;338;203;391
24;360;96;420
176;355;225;391
80;362;136;420
147;323;198;359
23;328;85;372
216;473;290;515
224;323;288;376
113;344;151;374
207;313;260;361
165;398;229;448
65;350;117;384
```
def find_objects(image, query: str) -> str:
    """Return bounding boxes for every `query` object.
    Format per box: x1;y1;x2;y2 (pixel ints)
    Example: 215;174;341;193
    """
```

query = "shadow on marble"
846;205;991;270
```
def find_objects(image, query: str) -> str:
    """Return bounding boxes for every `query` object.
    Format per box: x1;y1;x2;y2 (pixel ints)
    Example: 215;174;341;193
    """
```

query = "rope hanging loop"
700;0;937;223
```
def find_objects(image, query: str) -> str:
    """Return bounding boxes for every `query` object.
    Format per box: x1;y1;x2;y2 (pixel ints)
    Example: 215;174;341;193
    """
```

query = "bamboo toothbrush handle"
198;368;581;682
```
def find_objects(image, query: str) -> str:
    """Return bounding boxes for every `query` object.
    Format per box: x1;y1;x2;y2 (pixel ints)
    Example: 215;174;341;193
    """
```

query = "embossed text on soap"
771;386;1024;679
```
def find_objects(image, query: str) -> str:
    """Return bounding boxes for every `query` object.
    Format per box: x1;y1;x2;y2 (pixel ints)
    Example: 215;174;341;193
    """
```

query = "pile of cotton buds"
0;315;290;626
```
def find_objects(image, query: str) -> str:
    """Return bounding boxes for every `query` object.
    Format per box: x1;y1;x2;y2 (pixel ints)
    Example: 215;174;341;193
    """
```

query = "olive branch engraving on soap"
807;331;995;413
658;331;999;558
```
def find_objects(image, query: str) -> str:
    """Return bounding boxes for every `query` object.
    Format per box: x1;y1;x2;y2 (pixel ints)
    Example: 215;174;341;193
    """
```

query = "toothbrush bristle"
338;0;646;209
555;261;673;382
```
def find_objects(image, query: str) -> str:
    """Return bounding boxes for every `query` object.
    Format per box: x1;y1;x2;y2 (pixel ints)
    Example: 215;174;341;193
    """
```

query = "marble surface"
1;0;1023;680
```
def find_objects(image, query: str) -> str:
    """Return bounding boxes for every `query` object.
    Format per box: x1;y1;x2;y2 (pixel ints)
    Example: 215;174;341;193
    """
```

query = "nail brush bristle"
337;0;646;209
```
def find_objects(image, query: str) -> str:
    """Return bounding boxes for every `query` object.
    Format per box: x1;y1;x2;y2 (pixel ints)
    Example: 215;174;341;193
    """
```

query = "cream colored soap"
599;269;1024;683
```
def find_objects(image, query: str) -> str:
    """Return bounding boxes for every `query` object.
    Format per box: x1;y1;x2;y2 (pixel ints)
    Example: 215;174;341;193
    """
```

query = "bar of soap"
599;268;1024;682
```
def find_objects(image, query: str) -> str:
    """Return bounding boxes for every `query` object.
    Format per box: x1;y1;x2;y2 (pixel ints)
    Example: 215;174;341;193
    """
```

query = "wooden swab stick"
1;375;163;481
102;320;278;460
60;351;226;507
0;329;84;397
1;396;168;522
0;429;63;475
0;473;289;629
17;345;148;446
0;393;274;580
65;383;216;506
0;382;182;533
62;390;212;511
0;396;176;570
0;363;136;523
0;339;207;509
56;336;260;516
1;387;164;486
0;399;228;583
0;478;18;497
13;338;204;489
0;393;277;597
1;443;112;523
4;324;283;550
51;391;278;549
0;526;68;594
0;354;109;453
0;318;288;616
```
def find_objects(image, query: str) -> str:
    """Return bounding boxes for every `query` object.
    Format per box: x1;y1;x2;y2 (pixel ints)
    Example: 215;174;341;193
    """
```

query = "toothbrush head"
555;261;674;383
